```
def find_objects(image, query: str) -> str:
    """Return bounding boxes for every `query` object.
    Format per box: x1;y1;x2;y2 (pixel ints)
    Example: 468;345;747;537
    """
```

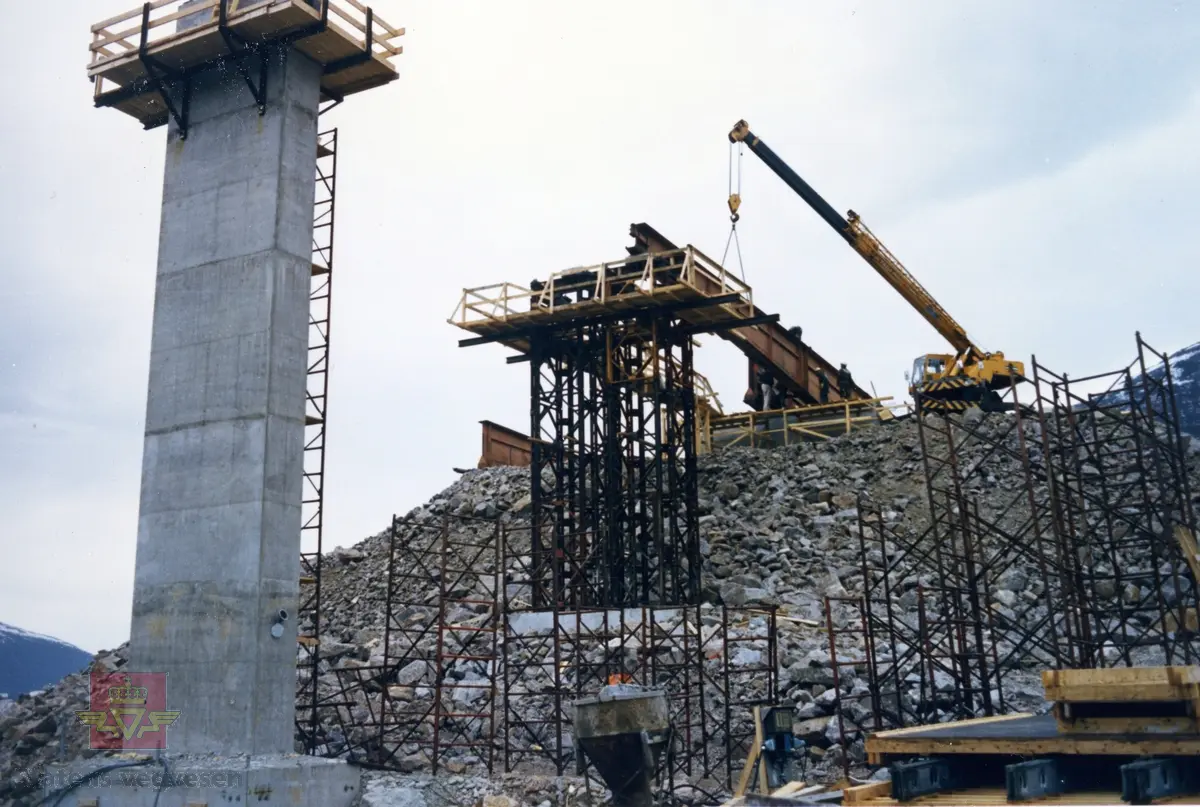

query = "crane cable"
722;140;746;281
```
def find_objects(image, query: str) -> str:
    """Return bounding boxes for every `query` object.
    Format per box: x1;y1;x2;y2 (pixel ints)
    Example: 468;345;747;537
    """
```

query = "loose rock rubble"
4;414;1198;806
0;647;127;806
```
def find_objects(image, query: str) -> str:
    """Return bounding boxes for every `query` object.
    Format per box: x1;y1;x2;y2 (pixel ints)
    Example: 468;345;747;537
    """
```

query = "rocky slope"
0;646;125;805
3;412;1199;806
0;624;91;701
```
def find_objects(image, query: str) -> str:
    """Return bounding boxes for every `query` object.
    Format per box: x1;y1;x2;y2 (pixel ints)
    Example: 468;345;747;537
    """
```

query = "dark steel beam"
679;312;780;337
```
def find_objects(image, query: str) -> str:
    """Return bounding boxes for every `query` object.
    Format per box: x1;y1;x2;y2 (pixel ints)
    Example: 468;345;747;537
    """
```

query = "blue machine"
759;705;807;789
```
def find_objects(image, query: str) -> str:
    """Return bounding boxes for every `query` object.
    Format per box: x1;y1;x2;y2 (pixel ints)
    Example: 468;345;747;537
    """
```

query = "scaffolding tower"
826;332;1200;774
297;125;338;750
451;245;774;608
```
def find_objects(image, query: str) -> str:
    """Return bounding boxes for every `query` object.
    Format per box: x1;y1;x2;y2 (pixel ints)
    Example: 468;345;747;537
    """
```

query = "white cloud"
1;0;1197;651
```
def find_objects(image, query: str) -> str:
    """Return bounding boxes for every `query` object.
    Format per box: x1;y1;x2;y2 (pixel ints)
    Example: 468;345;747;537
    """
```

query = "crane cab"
908;352;1026;411
907;353;954;396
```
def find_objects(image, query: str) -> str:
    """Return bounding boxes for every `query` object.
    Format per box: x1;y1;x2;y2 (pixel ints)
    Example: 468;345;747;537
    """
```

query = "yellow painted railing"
448;247;754;329
700;397;900;452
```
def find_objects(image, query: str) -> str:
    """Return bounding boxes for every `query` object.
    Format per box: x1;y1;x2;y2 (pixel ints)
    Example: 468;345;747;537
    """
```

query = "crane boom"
728;120;982;361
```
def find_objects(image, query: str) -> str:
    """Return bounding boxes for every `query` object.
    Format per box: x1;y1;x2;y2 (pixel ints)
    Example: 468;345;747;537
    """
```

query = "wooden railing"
449;247;754;330
704;397;898;451
89;0;404;72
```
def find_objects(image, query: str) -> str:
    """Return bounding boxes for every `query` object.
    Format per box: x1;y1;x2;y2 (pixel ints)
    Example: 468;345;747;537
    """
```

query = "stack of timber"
1045;667;1200;736
844;666;1200;805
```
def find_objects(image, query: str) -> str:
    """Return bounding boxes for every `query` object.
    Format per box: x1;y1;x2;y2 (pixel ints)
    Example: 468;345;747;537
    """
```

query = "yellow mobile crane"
728;120;1024;412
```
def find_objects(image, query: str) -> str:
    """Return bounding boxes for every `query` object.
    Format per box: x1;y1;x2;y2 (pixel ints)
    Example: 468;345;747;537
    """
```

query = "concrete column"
129;45;319;755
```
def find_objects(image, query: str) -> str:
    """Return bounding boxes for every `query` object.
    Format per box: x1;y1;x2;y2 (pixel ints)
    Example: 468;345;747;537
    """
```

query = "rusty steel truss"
526;312;706;609
825;333;1199;778
1031;333;1199;667
295;513;779;803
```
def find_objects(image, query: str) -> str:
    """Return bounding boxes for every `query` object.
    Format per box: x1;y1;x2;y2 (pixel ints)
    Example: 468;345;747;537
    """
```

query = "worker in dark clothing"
558;269;597;302
772;377;789;410
529;279;546;310
818;372;830;404
837;363;853;400
788;325;803;346
757;368;776;411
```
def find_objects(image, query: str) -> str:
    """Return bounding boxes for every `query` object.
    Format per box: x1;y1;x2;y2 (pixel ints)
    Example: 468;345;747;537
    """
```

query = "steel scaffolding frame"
429;514;500;772
830;333;1199;756
295;514;777;803
297;126;338;752
295;514;500;771
1032;332;1199;667
914;378;1079;688
502;512;778;798
527;313;702;609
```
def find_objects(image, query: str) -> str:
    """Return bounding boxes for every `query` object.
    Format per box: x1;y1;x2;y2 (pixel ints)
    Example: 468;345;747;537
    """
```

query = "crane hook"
728;193;741;223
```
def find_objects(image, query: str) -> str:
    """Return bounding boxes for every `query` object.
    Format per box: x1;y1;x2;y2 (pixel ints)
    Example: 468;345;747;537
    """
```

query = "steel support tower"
451;243;774;609
526;315;703;608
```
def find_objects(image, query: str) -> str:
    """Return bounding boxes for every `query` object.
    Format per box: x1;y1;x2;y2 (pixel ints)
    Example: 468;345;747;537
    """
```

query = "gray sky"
2;1;1198;653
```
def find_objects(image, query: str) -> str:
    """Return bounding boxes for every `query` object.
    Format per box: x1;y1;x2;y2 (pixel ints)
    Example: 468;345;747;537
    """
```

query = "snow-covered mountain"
0;622;91;699
1167;342;1200;438
1090;341;1200;440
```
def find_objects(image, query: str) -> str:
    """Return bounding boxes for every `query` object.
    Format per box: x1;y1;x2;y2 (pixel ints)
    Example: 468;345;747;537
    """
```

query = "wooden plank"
733;706;763;798
342;0;405;37
1056;715;1200;735
326;3;403;55
1045;682;1200;703
1177;525;1200;584
1043;665;1200;703
868;713;1031;740
1042;666;1200;690
755;709;770;796
867;733;1200;764
843;781;892;805
147;1;221;33
91;0;176;33
90;21;147;53
769;781;808;797
848;786;1200;806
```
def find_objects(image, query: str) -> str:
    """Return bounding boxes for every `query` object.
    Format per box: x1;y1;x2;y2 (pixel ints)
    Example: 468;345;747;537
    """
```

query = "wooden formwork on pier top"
448;245;758;354
88;0;404;126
